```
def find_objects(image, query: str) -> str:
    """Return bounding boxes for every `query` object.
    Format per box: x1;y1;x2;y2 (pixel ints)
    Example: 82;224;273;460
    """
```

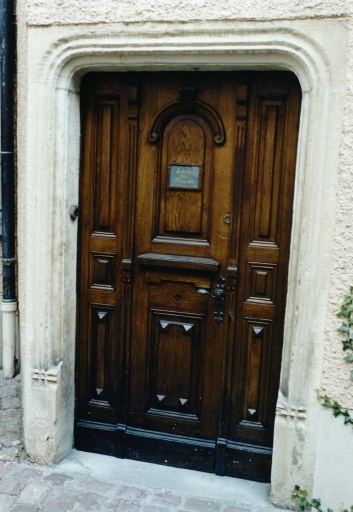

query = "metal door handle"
197;275;225;323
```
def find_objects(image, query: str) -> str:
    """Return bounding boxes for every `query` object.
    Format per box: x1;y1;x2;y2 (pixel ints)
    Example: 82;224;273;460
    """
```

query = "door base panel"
76;421;271;482
75;421;216;473
224;441;272;482
75;421;125;458
125;427;215;473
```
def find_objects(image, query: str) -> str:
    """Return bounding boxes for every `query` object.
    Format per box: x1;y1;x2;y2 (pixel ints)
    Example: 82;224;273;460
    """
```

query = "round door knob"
69;205;79;220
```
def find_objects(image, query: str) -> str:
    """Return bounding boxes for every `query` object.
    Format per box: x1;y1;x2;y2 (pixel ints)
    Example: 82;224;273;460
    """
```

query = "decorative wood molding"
148;99;226;145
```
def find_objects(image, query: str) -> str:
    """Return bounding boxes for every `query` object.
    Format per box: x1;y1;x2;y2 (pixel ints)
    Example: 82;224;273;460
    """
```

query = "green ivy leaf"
344;354;353;362
299;496;309;509
338;322;350;332
322;395;332;407
344;414;353;424
338;311;350;320
342;340;353;350
333;401;342;417
312;498;321;508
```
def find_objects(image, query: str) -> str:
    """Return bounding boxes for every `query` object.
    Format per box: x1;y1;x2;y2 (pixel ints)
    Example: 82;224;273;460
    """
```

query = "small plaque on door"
168;164;201;189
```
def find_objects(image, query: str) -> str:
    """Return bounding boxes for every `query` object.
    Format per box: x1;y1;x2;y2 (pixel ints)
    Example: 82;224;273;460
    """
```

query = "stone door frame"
18;19;347;506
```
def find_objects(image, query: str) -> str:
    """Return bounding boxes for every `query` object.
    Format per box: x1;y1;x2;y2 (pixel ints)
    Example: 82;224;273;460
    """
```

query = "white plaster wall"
25;0;350;24
17;0;353;508
322;20;353;407
313;408;353;510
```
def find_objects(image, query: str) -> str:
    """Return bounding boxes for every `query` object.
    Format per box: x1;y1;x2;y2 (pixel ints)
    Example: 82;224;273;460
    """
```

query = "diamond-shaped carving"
252;326;263;336
96;388;103;395
98;311;108;320
248;408;257;416
179;398;188;406
157;395;166;402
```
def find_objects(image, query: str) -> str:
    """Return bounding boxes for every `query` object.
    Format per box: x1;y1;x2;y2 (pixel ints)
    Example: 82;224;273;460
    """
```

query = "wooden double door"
75;71;301;482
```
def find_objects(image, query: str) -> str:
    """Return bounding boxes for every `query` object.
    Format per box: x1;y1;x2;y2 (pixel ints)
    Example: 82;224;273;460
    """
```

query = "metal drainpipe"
1;0;17;378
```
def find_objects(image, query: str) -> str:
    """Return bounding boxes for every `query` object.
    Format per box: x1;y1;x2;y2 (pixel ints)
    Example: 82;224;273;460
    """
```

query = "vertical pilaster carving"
229;83;248;267
126;79;138;258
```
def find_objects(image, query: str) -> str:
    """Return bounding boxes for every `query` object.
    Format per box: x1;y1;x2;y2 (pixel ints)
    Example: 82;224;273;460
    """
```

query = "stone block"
43;473;74;485
142;505;172;512
0;409;20;421
6;419;21;433
2;396;21;410
41;501;75;512
13;466;46;480
11;505;39;512
112;499;142;512
0;494;15;512
73;476;115;494
73;491;111;511
17;482;50;504
0;433;22;448
0;387;17;399
223;507;251;512
0;463;11;478
41;486;78;512
184;497;222;511
114;484;150;502
150;491;183;507
0;476;25;495
0;448;17;462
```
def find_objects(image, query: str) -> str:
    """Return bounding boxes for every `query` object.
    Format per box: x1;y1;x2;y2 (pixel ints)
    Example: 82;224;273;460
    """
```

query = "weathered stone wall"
25;0;350;24
322;20;353;406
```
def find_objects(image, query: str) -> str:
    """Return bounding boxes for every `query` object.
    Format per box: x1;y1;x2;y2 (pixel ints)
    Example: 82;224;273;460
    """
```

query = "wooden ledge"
137;253;220;272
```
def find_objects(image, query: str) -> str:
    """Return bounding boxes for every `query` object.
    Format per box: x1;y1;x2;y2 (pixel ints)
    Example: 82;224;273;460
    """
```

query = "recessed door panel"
162;116;208;236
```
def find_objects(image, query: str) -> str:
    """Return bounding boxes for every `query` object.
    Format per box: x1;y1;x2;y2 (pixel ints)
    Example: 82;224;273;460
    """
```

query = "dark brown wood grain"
75;71;301;481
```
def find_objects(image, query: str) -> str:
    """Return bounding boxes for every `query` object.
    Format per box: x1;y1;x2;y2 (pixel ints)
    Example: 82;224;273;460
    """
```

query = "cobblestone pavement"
0;373;24;465
0;372;284;512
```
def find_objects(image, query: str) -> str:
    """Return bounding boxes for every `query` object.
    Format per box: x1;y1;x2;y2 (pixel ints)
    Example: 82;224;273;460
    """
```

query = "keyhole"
223;213;231;224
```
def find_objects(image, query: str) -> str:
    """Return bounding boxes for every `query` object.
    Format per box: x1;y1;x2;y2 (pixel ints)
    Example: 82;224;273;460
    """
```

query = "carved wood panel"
162;117;208;236
241;319;272;425
88;305;115;407
148;311;203;420
93;99;120;235
90;252;116;290
228;75;301;454
77;74;139;430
